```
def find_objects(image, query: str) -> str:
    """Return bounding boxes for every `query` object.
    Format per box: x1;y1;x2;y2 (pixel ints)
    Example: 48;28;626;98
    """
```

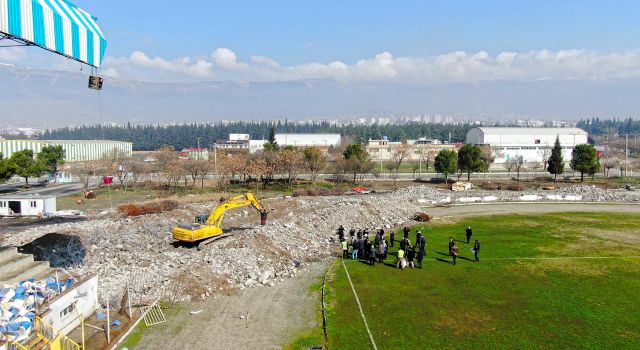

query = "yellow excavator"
172;192;267;249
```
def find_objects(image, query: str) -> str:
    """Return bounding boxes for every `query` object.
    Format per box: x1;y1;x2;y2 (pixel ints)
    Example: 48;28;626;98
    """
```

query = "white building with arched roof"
466;127;588;167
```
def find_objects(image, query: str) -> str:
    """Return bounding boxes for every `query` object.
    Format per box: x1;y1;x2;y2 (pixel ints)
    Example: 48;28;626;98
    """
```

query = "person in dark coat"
403;226;410;239
337;225;345;242
363;239;370;260
416;231;426;252
378;240;385;263
465;226;473;244
357;238;365;259
448;237;455;256
390;230;395;247
349;229;355;240
451;243;459;265
351;238;359;260
473;240;480;262
369;243;377;266
406;245;416;268
417;247;425;268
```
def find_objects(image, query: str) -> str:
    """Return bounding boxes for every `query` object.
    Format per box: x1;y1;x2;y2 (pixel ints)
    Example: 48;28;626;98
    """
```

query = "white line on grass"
342;259;378;350
479;256;640;261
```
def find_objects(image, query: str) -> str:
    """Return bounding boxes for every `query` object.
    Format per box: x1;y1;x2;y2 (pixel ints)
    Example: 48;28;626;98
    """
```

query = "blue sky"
87;0;640;63
3;0;640;83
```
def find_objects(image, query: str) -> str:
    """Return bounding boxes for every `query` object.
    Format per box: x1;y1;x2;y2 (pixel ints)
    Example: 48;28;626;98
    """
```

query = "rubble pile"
397;185;640;203
3;185;638;304
3;193;421;303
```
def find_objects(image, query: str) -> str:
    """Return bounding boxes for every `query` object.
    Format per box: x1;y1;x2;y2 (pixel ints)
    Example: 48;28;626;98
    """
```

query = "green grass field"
326;212;640;350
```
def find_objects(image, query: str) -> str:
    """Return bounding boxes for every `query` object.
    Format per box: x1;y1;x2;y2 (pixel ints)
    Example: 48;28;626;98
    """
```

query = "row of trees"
432;144;494;184
0;146;65;184
41;121;474;151
431;136;602;183
577;117;639;136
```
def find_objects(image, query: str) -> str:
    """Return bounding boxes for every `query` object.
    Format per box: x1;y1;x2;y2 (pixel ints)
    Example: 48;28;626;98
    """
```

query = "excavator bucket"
260;211;268;225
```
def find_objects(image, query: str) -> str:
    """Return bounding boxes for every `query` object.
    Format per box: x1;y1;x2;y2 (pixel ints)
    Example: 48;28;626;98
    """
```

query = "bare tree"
514;155;525;180
504;158;516;176
303;146;327;186
411;162;420;178
182;160;201;187
332;154;347;184
127;161;148;190
602;156;620;177
420;148;435;173
155;145;177;187
538;146;552;171
277;147;306;188
197;160;213;189
389;142;411;186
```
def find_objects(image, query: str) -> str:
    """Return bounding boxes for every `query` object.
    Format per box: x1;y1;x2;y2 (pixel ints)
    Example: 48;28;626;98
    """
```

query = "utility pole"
625;134;629;177
197;137;202;160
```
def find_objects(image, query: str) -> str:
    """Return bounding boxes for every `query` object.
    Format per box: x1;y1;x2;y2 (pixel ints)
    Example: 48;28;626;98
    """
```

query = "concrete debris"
2;185;639;304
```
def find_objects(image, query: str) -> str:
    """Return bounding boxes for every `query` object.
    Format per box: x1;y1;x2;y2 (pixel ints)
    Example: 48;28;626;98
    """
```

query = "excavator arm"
205;192;267;227
172;192;267;244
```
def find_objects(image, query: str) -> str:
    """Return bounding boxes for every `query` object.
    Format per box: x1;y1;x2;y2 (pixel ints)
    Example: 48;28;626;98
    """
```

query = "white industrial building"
0;140;132;162
0;194;57;217
215;134;342;153
466;127;588;166
274;134;341;148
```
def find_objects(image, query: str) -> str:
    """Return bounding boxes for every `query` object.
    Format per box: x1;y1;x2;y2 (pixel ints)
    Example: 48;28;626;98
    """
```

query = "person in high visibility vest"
396;248;406;269
341;239;348;259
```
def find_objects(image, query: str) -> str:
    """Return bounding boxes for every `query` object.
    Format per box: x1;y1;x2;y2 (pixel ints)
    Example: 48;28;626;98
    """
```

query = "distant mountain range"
1;63;639;128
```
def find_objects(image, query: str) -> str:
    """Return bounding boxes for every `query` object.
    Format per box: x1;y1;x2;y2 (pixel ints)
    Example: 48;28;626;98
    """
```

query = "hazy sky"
2;0;640;84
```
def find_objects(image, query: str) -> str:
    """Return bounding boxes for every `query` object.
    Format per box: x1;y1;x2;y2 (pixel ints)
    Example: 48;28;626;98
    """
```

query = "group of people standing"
338;224;481;267
338;226;388;266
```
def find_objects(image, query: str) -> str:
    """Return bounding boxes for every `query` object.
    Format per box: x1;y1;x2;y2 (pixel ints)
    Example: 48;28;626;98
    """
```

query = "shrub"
118;199;179;216
506;182;525;191
413;212;431;222
480;182;498;190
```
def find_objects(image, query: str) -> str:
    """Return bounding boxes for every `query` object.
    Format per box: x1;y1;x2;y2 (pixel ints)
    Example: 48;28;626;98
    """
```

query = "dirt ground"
130;263;326;350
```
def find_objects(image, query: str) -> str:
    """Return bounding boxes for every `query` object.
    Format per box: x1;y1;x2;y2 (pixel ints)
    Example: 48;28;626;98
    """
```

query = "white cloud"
106;50;213;77
250;55;280;68
212;48;247;70
99;48;640;84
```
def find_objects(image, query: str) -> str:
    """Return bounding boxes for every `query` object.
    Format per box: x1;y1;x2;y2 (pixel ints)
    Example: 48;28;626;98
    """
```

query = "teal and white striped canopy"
0;0;106;67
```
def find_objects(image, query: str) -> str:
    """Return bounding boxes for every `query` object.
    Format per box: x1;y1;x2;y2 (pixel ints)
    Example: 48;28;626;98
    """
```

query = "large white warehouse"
466;127;588;166
0;140;132;162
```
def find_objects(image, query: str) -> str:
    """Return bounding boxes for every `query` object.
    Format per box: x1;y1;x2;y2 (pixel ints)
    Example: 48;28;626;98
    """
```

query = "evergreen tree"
434;149;457;184
570;144;600;183
457;144;484;181
10;150;43;185
547;136;565;181
0;152;16;183
264;127;279;151
36;145;65;181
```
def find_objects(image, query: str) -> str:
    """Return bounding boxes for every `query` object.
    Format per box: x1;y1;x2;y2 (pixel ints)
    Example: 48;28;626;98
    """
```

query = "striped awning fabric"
0;0;106;67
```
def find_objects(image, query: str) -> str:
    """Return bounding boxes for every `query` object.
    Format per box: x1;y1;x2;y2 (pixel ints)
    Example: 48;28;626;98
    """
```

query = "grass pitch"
326;212;640;349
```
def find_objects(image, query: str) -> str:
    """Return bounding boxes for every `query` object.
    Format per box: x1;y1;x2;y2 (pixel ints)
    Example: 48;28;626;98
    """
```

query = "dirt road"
132;263;326;350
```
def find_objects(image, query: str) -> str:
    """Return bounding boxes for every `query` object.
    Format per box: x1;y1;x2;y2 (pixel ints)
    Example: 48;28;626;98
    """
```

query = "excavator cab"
195;214;209;224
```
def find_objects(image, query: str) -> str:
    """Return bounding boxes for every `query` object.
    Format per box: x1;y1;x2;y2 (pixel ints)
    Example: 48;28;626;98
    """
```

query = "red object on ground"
351;186;369;193
102;176;113;185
